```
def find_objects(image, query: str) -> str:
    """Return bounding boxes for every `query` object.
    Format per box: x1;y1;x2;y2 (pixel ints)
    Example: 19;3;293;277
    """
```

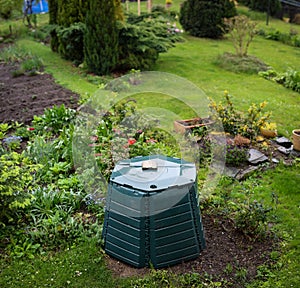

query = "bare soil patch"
0;63;79;124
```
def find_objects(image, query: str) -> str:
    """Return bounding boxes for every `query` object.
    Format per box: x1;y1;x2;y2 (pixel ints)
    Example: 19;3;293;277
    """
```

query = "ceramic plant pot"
292;129;300;151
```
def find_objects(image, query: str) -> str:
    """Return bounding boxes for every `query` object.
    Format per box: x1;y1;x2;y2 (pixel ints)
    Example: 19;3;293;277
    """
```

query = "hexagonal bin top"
110;155;196;192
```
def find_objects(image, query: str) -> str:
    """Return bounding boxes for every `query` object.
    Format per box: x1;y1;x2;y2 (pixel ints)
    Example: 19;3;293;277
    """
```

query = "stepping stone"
278;146;293;155
248;148;268;165
275;137;292;148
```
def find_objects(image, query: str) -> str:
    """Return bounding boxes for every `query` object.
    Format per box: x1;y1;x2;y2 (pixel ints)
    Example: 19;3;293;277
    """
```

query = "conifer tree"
84;0;119;75
180;0;237;39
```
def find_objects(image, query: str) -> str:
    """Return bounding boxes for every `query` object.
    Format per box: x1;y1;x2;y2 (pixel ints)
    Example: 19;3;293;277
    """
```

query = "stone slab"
275;136;292;148
248;148;268;165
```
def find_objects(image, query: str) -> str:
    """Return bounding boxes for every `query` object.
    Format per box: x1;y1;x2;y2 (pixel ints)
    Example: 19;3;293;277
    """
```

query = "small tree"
224;15;257;57
84;0;119;75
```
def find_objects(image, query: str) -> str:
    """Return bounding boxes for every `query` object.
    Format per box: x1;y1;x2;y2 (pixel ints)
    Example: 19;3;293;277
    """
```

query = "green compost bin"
102;155;206;268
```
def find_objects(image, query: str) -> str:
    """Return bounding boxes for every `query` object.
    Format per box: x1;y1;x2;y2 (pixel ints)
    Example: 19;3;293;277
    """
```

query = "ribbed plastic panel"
102;155;206;268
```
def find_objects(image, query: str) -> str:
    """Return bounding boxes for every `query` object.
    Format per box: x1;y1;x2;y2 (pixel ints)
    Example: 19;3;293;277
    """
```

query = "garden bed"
0;63;79;124
0;60;282;287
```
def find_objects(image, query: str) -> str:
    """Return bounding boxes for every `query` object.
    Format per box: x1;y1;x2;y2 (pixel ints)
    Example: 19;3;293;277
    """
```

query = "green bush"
116;16;183;71
0;0;23;19
0;152;40;225
84;0;119;75
226;144;249;166
32;104;76;135
49;0;88;52
257;28;300;48
259;68;300;93
55;23;85;64
180;0;237;39
209;90;271;139
116;12;183;71
234;200;272;237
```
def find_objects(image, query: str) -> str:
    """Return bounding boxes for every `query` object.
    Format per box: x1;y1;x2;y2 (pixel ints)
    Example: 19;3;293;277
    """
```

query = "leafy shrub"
180;0;237;39
16;188;104;253
54;23;85;65
0;0;23;19
226;144;249;166
209;91;271;139
234;200;272;238
116;21;159;71
259;68;300;93
257;28;300;48
0;152;40;225
29;186;83;220
116;15;183;71
32;104;76;135
0;123;11;140
25;131;74;183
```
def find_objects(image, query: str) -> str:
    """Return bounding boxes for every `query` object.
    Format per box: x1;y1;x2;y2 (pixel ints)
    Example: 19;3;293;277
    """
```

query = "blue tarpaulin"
24;0;49;14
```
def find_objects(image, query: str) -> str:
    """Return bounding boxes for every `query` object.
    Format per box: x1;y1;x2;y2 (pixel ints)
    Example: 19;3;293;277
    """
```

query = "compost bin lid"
110;155;196;192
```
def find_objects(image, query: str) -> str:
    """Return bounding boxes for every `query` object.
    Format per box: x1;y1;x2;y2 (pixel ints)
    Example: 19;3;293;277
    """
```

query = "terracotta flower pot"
292;129;300;151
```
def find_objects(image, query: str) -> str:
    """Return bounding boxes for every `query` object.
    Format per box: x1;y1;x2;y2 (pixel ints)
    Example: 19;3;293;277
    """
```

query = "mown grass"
0;3;300;288
0;240;120;288
154;34;300;135
245;163;300;287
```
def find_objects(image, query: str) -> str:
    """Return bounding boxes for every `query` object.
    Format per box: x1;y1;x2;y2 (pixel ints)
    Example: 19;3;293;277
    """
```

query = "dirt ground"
0;63;79;124
106;212;277;286
0;62;278;287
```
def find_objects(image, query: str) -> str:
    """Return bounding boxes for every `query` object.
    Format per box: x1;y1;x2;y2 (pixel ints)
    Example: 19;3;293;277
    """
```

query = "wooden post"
138;0;141;16
147;0;152;13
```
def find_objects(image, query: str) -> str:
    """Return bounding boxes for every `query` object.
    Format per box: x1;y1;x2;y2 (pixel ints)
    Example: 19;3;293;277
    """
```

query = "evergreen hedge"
180;0;237;39
84;0;119;75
